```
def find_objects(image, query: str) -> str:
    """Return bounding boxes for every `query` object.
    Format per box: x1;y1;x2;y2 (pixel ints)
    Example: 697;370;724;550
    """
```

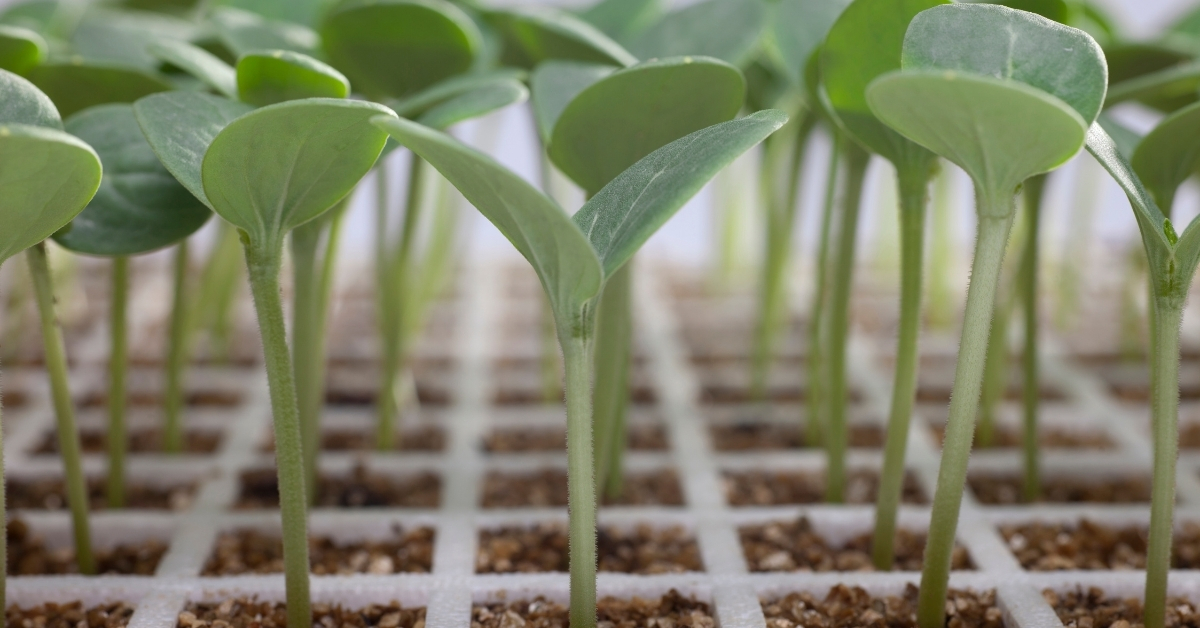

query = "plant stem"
163;242;189;454
560;327;597;628
195;222;242;362
292;219;323;501
1144;299;1184;628
712;160;745;288
1020;174;1045;503
28;242;95;574
917;193;1016;628
244;241;311;627
541;294;560;402
871;163;932;569
976;283;1015;448
374;162;397;449
806;134;842;448
926;161;956;329
107;256;128;508
824;140;869;503
593;264;632;499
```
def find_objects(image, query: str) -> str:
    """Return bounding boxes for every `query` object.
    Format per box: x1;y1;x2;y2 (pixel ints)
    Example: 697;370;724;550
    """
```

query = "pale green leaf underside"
1131;99;1200;212
902;3;1107;125
0;68;60;129
417;78;528;129
623;0;765;68
867;71;1086;199
391;69;528;118
202;98;396;249
134;91;255;210
574;109;786;276
530;60;615;143
148;39;238;99
0;123;101;264
488;7;637;69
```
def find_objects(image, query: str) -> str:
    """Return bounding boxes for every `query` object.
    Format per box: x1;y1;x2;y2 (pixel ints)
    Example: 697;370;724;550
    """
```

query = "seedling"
0;70;102;595
53;103;209;501
374;109;784;628
864;5;1106;624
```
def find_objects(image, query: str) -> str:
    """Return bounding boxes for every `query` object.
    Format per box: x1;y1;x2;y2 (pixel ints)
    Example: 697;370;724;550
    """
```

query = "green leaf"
574;109;786;275
0;123;101;264
0;1;60;34
821;0;945;165
547;56;745;194
321;0;480;100
71;8;198;71
867;70;1087;197
763;0;849;86
1131;100;1200;214
55;104;210;256
578;0;662;42
370;113;603;317
624;0;765;68
25;61;173;117
983;0;1067;22
202;98;395;249
210;7;321;58
216;0;325;26
530;60;614;143
0;68;60;129
0;23;45;74
148;39;238;98
416;78;527;130
1105;56;1200;112
237;49;349;106
133;91;255;209
391;68;527;118
902;3;1107;125
485;7;636;70
1096;113;1141;160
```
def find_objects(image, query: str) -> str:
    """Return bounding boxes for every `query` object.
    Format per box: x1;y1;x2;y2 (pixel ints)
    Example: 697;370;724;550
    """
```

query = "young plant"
374;109;784;628
0;70;103;588
52;103;210;502
864;5;1106;624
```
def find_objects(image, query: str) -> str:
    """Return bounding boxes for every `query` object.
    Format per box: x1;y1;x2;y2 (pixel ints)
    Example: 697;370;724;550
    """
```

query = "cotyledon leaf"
236;49;349;106
530;60;615;143
763;0;849;86
623;0;765;68
0;23;45;74
578;0;662;42
416;78;527;130
210;7;321;58
216;0;325;27
148;39;237;98
486;7;636;69
0;68;60;129
391;68;527;117
25;61;173;117
1131;99;1200;213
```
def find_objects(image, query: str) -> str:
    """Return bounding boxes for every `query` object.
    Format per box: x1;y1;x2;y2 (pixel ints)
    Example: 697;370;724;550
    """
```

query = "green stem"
107;256;128;508
163;242;189;453
195;221;242;362
871;163;932;569
244;241;311;626
806;134;842;448
592;264;632;499
926;161;956;329
1020;174;1045;503
824;140;870;503
1144;300;1184;628
560;328;597;628
713;162;744;288
292;220;323;502
28;242;94;574
374;163;397;449
541;294;561;402
917;194;1016;628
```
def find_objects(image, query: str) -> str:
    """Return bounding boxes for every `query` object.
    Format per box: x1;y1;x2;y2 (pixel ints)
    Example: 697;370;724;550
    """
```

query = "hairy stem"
28;242;94;574
593;264;632;499
107;256;128;508
806;135;842;448
1144;299;1183;628
926;162;956;329
917;193;1016;628
561;325;597;628
1020;174;1045;503
292;220;323;501
163;242;189;454
374;162;397;449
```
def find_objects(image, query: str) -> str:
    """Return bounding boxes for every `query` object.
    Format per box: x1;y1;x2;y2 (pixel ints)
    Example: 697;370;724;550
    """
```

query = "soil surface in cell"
180;600;425;628
7;476;196;510
481;468;683;508
7;519;166;575
1177;423;1200;449
762;584;1002;628
739;517;971;572
483;424;668;452
1046;587;1200;627
79;388;243;409
260;425;445;452
931;424;1114;450
8;601;135;628
710;422;883;451
34;427;222;455
476;522;702;574
235;466;441;509
722;470;926;506
202;526;434;575
969;474;1150;504
1001;520;1200;570
473;590;713;628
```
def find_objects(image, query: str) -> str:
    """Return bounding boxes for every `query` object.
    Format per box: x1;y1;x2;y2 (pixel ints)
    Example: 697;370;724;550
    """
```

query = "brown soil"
8;602;135;628
710;422;883;451
202;526;434;575
260;425;445;453
1046;587;1200;627
1000;520;1200;570
1177;423;1200;449
7;519;166;575
7;476;196;510
762;584;1001;628
481;468;684;508
931;424;1114;450
180;599;425;628
491;371;657;405
483;424;668;452
476;523;702;574
739;517;970;572
79;388;242;409
969;474;1150;504
235;466;441;509
472;590;713;628
34;427;223;455
723;470;926;506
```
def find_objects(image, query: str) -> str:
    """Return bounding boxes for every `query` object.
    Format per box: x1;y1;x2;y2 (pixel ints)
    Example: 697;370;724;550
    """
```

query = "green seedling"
0;23;46;73
865;5;1106;624
374;109;784;628
534;55;745;497
484;6;637;69
235;49;349;106
820;0;943;536
622;0;764;68
53;103;209;499
25;61;172;117
0;70;102;597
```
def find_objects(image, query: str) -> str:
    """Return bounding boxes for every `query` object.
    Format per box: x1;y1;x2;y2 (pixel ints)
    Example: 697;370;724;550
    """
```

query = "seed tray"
6;255;1200;628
